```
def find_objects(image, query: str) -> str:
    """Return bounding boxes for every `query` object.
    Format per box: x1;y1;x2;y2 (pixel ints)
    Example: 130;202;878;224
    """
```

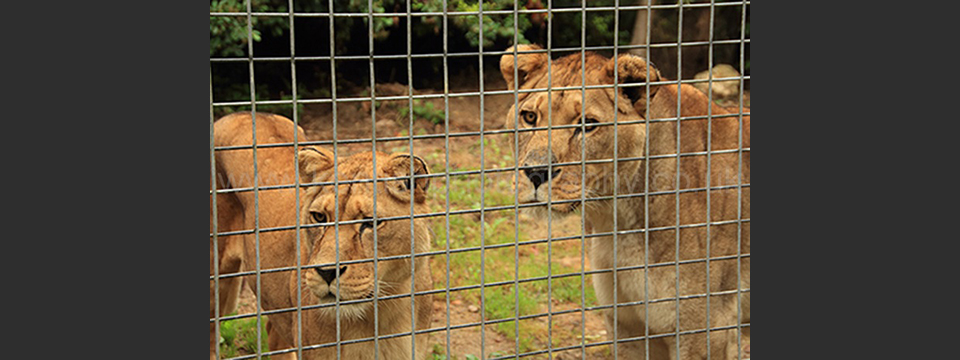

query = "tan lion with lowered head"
210;112;434;360
500;45;750;359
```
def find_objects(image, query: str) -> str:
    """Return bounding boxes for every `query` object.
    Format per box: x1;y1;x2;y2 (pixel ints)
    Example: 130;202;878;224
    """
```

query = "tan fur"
210;112;434;360
501;45;750;359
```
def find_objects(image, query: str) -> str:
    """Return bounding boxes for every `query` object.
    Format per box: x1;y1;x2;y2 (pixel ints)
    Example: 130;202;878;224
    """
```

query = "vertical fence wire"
405;2;418;359
674;0;685;357
210;69;221;360
544;0;556;358
326;1;344;358
576;0;590;356
286;1;304;358
612;0;623;356
477;2;487;359
642;1;654;358
737;2;748;359
242;1;264;358
509;3;522;358
441;2;453;358
705;1;716;358
366;1;382;357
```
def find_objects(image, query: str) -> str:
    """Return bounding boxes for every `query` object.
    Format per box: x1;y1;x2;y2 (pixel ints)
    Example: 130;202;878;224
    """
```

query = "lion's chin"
311;291;375;322
524;199;580;219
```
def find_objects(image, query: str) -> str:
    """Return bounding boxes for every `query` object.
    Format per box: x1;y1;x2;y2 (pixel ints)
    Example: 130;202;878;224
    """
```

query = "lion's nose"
316;266;348;285
524;167;561;190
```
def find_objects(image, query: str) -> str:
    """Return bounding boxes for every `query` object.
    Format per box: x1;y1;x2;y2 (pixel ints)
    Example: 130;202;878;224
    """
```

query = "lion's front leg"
210;239;244;360
265;312;298;360
590;236;663;360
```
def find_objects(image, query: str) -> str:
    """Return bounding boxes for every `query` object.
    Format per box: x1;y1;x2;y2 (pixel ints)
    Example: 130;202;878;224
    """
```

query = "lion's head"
500;44;660;214
294;148;431;320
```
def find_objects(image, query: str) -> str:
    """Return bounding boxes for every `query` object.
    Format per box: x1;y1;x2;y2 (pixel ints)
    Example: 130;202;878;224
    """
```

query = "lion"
210;112;434;360
499;45;750;359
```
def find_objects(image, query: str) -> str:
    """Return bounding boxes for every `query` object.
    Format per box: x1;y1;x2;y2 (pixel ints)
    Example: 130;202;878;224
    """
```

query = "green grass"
431;344;482;360
421;137;598;354
219;315;270;360
397;98;446;125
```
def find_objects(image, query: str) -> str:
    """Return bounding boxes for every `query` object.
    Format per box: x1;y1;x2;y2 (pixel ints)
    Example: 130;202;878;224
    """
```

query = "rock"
693;64;742;98
451;299;463;306
467;305;479;313
375;82;412;96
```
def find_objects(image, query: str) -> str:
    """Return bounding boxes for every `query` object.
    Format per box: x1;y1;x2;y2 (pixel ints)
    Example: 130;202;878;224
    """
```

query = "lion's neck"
583;196;645;234
583;167;646;233
303;291;416;359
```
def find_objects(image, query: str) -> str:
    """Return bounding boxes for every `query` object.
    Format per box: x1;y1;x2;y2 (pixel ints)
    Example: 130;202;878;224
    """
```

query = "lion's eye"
521;110;537;125
359;216;384;234
582;117;600;133
311;212;327;223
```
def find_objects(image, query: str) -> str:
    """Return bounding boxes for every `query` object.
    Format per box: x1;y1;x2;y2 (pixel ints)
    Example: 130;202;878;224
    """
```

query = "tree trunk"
629;0;650;59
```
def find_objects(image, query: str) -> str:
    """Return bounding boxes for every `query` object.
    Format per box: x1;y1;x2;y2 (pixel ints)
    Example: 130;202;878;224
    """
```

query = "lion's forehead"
518;88;620;119
314;183;410;217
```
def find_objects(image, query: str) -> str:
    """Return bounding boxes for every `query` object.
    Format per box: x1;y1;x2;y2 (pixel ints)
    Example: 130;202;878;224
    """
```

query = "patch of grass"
483;284;539;352
219;315;270;360
430;343;448;360
430;343;483;360
422;137;599;354
398;98;446;125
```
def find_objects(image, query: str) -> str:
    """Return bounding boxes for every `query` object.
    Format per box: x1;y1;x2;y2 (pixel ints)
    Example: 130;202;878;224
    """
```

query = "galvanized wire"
674;1;685;357
545;1;556;358
211;218;753;288
405;2;418;359
286;1;304;359
642;0;654;357
366;1;382;357
210;1;750;18
210;41;752;63
609;0;621;357
706;1;716;357
737;2;749;359
477;2;487;359
510;8;522;356
210;67;221;360
326;0;344;357
209;76;751;107
441;2;453;359
241;1;265;358
577;1;591;358
215;266;751;323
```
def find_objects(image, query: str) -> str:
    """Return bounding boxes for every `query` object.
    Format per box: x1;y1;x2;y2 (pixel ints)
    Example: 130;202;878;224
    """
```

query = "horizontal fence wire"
209;42;751;63
211;0;750;359
209;78;751;107
210;0;750;18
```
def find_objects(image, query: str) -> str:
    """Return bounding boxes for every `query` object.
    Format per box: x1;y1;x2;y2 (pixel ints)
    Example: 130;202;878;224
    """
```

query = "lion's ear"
500;44;548;90
606;54;662;114
383;154;430;204
298;146;335;185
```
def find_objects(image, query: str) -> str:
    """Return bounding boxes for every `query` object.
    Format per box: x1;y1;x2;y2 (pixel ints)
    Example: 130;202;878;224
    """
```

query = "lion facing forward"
499;45;750;359
211;112;434;360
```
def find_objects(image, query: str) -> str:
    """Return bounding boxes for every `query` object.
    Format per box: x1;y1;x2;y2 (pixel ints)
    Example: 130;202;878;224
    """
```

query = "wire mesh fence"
210;1;749;359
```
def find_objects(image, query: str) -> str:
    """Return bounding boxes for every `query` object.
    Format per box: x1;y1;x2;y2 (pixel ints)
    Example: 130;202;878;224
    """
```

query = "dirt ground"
235;278;611;360
228;75;750;359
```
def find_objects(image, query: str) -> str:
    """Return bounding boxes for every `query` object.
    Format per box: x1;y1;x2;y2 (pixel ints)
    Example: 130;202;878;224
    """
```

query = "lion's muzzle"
524;167;561;191
315;266;348;285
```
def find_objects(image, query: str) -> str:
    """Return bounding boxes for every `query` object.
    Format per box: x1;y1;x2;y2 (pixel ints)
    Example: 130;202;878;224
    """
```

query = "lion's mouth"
315;288;376;304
